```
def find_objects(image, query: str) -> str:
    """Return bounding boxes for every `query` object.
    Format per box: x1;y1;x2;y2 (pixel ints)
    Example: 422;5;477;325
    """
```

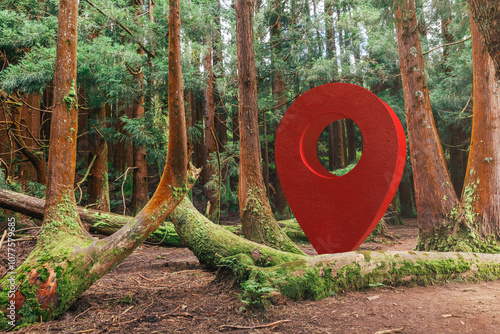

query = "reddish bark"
19;93;41;184
468;0;500;79
462;16;500;239
235;0;302;254
395;0;458;241
16;93;47;185
0;0;193;326
203;44;220;221
131;77;149;214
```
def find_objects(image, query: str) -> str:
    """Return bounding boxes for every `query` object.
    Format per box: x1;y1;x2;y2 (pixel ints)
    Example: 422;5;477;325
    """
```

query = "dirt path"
3;220;500;333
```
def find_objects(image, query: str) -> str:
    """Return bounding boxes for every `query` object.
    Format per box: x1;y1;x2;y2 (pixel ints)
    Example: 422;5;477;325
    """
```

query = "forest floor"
2;218;500;333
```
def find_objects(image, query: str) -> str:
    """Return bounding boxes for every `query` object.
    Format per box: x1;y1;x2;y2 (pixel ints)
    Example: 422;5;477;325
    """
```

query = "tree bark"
461;16;500;241
203;43;220;222
19;93;42;184
468;0;500;79
395;0;459;248
88;104;110;212
0;0;193;327
235;0;303;254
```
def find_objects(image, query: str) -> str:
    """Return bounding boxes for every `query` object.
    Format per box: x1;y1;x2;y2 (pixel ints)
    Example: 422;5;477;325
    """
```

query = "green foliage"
205;142;240;213
239;278;277;310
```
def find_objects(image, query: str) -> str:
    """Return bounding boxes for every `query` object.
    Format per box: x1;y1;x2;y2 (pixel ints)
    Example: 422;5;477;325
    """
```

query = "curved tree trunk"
235;0;303;255
0;0;193;328
395;0;458;250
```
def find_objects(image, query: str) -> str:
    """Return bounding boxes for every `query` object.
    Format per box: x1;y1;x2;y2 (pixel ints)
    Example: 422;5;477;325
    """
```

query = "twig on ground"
220;319;291;330
163;312;193;318
374;327;405;334
74;306;94;322
75;329;96;334
120;305;134;316
0;230;7;250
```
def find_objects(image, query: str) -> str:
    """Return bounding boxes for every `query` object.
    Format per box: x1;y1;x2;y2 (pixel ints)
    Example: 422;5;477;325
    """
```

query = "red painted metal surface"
275;83;406;254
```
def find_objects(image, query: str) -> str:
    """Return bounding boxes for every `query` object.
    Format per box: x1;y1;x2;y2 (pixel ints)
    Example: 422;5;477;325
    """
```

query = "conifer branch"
84;0;155;59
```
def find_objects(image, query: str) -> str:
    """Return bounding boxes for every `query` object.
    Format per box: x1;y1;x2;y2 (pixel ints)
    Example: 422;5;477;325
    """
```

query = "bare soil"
2;218;500;334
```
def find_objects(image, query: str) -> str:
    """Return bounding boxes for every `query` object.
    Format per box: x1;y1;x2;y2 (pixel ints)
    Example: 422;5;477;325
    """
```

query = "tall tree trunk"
185;90;194;156
88;105;110;212
203;43;220;222
115;103;127;173
19;93;41;184
131;83;149;214
468;0;500;79
213;0;227;153
346;119;356;164
270;0;289;215
460;16;500;243
130;0;149;215
441;3;469;198
0;0;193;327
235;0;303;254
395;0;459;249
333;120;345;169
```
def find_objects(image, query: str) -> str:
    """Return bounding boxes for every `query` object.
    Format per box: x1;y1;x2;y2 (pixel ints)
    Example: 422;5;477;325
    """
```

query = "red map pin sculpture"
276;83;406;254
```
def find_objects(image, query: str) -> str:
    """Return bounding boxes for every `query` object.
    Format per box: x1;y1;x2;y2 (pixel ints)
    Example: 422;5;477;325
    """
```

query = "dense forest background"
0;0;473;224
2;0;500;329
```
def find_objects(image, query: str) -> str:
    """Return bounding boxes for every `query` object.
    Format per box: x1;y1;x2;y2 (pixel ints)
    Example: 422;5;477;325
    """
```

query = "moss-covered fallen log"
0;188;309;245
3;188;500;307
0;188;183;246
170;197;500;305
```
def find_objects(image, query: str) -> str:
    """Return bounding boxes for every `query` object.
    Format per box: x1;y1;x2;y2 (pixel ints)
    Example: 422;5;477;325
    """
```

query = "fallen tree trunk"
0;188;180;246
3;189;500;306
170;197;500;303
0;188;308;246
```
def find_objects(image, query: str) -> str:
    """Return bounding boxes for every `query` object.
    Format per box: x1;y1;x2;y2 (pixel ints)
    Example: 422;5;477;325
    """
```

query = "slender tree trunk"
346;119;356;164
125;105;134;170
235;0;303;254
440;4;469;198
460;16;500;242
0;0;193;327
203;43;220;222
333;120;345;169
88;105;110;212
19;93;41;184
213;0;227;153
115;103;127;173
11;94;47;185
395;0;458;249
270;0;288;215
185;90;194;155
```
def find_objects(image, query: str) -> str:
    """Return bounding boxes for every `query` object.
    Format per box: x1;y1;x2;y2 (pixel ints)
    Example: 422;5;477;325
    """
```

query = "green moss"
37;267;49;282
172;184;188;199
62;79;77;112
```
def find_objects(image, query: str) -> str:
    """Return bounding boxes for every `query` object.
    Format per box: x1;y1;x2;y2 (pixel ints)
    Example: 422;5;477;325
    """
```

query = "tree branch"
83;0;155;59
423;36;471;55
